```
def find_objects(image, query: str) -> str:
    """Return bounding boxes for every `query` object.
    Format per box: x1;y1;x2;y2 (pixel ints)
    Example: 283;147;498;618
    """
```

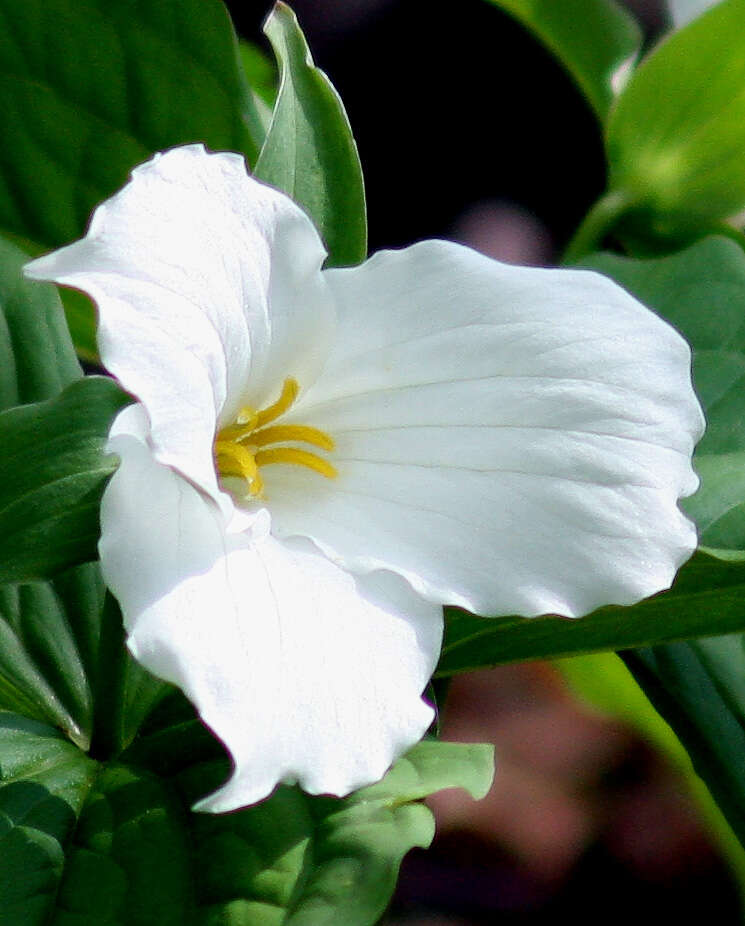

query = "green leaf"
1;569;169;757
0;0;256;250
255;2;367;267
87;593;171;760
4;692;492;926
0;227;129;584
240;41;278;109
581;236;745;555
58;291;100;367
437;550;745;674
239;40;277;147
53;763;192;925
0;377;130;586
0;712;197;926
0;574;99;750
606;0;745;239
0;713;99;925
0;235;80;411
0;0;259;357
485;0;641;121
623;636;745;850
178;739;493;926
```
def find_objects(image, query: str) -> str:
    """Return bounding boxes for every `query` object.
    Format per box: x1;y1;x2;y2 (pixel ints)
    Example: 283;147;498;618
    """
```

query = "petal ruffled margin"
101;406;441;811
266;241;704;618
25;145;333;507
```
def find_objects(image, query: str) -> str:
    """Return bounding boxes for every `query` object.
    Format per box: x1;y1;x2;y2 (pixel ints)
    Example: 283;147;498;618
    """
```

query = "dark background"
224;2;741;923
227;0;665;261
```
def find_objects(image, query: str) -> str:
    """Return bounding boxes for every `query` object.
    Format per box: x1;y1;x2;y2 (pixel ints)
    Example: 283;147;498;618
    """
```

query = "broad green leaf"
53;763;192;925
485;0;641;121
606;0;745;239
0;575;100;749
0;0;256;248
623;636;745;849
255;2;367;267
0;572;168;760
0;0;259;357
0;713;195;926
4;691;492;926
0;377;130;586
0;713;99;925
0;235;80;410
178;739;493;926
437;551;745;674
582;237;745;554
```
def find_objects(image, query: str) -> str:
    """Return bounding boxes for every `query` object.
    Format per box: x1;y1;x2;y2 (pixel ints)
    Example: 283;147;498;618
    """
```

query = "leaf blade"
0;377;130;585
0;713;99;926
255;2;367;267
606;0;745;238
437;551;745;674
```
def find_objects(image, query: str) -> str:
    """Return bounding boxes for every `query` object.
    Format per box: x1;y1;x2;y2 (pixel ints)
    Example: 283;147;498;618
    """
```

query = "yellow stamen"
250;424;335;452
255;377;299;427
218;407;260;442
255;447;338;480
213;377;336;498
214;440;264;495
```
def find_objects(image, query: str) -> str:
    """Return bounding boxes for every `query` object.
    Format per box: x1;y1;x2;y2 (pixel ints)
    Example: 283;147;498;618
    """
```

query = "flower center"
214;377;337;498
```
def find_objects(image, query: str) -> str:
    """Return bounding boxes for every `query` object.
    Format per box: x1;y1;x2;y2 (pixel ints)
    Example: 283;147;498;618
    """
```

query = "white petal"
669;0;721;26
25;145;332;503
100;411;440;811
265;241;704;618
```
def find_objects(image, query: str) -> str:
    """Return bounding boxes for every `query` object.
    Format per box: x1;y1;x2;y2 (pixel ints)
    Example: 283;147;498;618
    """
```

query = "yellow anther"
251;424;335;452
217;407;259;443
254;447;338;481
236;407;259;426
214;377;335;497
214;440;264;495
255;377;299;428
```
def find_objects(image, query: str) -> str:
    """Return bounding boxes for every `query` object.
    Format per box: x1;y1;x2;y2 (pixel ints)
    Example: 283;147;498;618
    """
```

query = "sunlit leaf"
606;0;745;239
178;738;493;926
255;2;367;266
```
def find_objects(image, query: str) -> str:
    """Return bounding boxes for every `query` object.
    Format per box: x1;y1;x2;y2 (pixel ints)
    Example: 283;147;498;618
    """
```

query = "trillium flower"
26;145;703;812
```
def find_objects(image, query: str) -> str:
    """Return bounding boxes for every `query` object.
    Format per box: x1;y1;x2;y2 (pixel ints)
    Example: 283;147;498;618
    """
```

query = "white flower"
25;145;703;811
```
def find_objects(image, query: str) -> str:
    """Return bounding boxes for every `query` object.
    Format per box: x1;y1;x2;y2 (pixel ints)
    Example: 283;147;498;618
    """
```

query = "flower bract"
26;145;704;811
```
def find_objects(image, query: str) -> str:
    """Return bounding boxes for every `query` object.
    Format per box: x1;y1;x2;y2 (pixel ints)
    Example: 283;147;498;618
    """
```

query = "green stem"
562;189;635;265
